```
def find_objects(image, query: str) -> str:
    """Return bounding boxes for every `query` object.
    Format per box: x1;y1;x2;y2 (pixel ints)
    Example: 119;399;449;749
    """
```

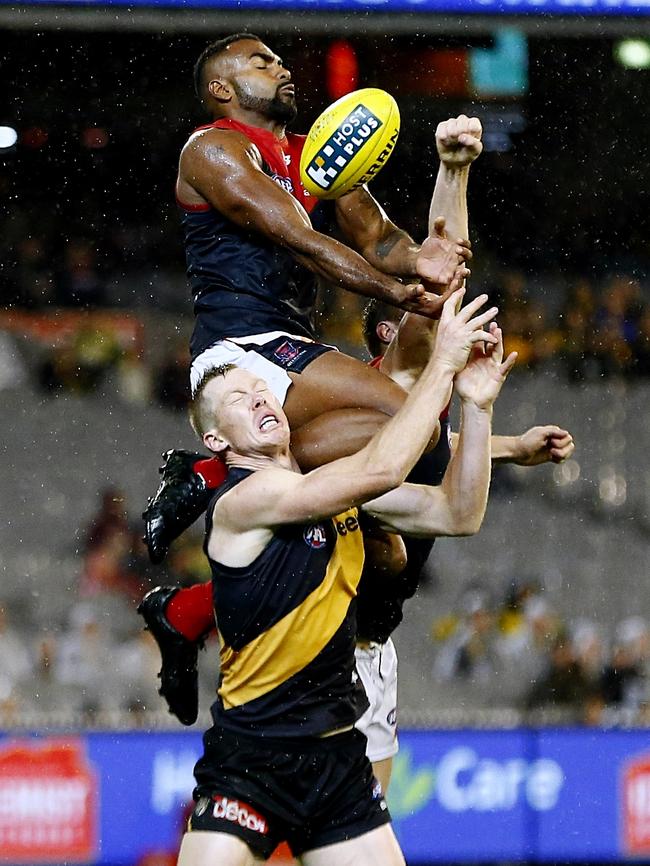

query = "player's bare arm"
334;185;471;284
212;290;497;538
450;425;576;465
428;114;483;239
333;117;482;283
368;115;485;385
178;127;466;316
363;325;517;537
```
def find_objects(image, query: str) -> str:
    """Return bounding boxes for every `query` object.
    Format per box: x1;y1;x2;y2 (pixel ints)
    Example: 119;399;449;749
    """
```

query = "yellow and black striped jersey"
205;468;368;737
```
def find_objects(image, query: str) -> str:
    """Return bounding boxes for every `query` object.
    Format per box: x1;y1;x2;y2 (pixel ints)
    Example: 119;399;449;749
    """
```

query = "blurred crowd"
432;579;650;726
4;233;650;405
491;269;650;382
3;229;650;730
0;484;646;729
0;487;213;727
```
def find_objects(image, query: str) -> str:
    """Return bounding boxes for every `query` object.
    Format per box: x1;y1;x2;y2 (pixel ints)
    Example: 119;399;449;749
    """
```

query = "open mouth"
259;414;279;431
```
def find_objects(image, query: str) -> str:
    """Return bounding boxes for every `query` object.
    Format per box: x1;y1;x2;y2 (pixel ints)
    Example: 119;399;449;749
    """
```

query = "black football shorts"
188;725;391;859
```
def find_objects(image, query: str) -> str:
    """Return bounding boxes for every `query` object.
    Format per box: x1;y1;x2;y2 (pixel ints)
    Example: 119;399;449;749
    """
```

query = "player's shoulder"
181;124;259;161
217;465;299;507
213;465;301;532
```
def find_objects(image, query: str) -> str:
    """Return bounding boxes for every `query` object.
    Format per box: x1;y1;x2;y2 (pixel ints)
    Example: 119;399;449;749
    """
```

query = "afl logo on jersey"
304;524;327;549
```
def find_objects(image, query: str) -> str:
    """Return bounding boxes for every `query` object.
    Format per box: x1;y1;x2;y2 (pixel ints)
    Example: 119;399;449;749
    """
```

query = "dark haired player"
140;105;574;792
144;33;477;564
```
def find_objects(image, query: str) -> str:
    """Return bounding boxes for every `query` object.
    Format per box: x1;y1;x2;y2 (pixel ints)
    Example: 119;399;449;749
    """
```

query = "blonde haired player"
178;288;515;866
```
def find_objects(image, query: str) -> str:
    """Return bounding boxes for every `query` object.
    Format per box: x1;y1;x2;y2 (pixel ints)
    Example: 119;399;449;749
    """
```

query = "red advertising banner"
622;753;650;856
0;738;98;863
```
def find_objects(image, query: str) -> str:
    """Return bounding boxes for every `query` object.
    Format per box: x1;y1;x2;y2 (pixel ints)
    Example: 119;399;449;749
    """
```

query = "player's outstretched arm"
494;426;575;465
427;114;483;240
363;325;516;537
217;291;498;532
449;425;576;465
334;185;470;284
334;115;481;285
179;128;465;316
369;117;483;388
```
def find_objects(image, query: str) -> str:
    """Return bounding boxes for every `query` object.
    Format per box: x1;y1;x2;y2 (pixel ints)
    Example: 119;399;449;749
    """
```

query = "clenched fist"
436;115;483;169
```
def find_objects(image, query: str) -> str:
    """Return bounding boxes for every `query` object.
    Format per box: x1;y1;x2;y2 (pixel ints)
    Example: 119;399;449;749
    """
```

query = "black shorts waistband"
205;724;363;754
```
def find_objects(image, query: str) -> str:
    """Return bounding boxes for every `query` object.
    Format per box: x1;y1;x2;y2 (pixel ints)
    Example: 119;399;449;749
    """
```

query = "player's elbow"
432;496;486;537
447;507;485;537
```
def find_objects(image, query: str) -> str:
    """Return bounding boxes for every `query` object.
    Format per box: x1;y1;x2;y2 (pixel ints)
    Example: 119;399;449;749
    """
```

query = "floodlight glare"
614;39;650;70
0;126;18;149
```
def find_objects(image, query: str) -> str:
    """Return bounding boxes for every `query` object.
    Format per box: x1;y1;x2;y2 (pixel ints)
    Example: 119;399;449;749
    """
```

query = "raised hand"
432;289;500;375
512;426;576;466
436;115;483;169
398;262;470;319
454;322;518;409
415;216;472;289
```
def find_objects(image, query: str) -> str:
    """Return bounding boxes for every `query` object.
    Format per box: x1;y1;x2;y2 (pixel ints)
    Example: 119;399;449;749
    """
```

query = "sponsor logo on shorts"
211;795;269;835
304;524;327;549
274;340;305;366
305;104;382;191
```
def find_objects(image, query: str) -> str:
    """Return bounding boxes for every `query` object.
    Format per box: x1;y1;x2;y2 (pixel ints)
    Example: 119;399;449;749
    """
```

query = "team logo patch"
387;707;397;727
304;524;327;549
211;794;269;835
304;103;382;192
274;340;306;367
271;173;294;193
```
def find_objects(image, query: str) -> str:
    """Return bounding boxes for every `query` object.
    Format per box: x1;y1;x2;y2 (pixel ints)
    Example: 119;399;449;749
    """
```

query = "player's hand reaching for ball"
431;288;500;375
397;261;469;319
454;322;518;410
436;115;483;169
415;216;472;290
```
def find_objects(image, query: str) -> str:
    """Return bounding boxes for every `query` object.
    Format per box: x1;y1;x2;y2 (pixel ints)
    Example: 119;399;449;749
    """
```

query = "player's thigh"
371;757;393;795
177;830;265;866
300;824;405;866
284;350;407;428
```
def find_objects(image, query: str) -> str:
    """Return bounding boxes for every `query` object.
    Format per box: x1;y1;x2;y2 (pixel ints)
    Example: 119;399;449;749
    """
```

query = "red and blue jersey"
177;118;335;360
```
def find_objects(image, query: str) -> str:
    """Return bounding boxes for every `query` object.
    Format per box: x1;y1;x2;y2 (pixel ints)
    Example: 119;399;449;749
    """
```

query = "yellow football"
299;88;400;200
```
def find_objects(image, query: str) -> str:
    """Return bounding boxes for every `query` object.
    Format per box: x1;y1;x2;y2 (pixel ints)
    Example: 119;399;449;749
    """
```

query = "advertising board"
1;729;649;864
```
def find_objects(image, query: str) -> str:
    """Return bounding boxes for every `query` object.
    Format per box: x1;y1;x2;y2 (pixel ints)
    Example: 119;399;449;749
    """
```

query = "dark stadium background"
1;7;650;865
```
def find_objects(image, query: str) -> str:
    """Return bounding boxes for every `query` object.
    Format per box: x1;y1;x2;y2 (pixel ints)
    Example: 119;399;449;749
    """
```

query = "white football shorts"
190;331;335;401
354;638;399;762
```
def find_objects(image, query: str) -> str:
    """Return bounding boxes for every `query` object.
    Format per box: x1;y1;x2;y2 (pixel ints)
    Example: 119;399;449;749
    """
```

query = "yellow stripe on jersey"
218;507;365;710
